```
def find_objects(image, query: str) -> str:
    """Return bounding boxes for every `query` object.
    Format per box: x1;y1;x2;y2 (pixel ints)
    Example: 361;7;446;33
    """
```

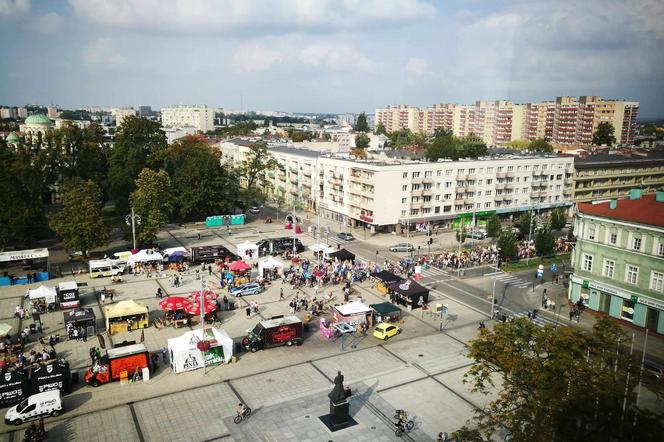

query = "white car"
249;207;260;214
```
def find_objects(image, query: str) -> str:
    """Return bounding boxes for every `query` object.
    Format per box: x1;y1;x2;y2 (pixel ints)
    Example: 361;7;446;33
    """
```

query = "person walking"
280;288;284;300
245;307;251;319
208;265;212;276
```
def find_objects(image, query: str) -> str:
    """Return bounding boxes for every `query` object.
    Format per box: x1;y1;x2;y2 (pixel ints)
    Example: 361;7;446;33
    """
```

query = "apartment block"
569;189;664;333
375;96;639;147
572;153;664;203
161;105;215;133
113;107;137;127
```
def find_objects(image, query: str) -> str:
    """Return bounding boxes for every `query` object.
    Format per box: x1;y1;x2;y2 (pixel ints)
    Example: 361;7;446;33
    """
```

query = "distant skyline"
1;0;663;117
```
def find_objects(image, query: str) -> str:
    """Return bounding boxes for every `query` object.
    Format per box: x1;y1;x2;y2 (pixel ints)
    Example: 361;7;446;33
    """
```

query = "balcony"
456;174;468;181
506;172;515;178
494;194;505;201
422;177;434;184
496;172;507;179
495;183;506;190
532;170;545;176
411;189;423;197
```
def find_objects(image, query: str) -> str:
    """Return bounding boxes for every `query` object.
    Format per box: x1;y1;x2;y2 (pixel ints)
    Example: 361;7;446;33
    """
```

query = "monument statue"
328;371;345;403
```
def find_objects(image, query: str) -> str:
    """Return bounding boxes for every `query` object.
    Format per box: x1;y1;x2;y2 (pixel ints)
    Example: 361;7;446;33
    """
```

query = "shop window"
625;265;639;284
582;254;593;272
621;299;635;321
603;259;615;278
650;271;664;292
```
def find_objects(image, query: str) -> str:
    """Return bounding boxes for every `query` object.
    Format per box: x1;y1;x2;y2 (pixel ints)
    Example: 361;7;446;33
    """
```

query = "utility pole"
457;217;463;277
526;209;535;265
125;207;141;250
491;251;500;319
200;276;207;374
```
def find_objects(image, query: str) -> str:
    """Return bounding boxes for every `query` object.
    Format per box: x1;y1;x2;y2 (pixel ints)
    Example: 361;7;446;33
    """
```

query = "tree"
130;168;173;245
517;211;537;240
460;317;664;441
388;128;415;149
528;138;553;153
460;133;488;158
162;136;239;220
550;207;567;230
354;112;369;132
426;129;459;161
534;224;555;256
497;231;517;260
593;122;616;146
506;140;530;150
48;179;109;258
238;142;278;206
107;116;167;214
486;214;501;238
374;122;387;135
354;133;370;149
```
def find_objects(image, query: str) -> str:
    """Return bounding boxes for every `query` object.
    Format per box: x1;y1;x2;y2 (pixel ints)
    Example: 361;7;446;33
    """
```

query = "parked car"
389;243;414;252
337;232;354;241
231;282;264;297
373;323;401;340
644;360;664;381
249;206;260;214
467;230;487;240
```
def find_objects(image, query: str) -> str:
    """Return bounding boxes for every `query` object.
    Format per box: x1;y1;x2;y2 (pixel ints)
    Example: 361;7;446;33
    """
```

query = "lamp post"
125;207;141;249
200;276;207;374
526;209;535;265
491;250;500;320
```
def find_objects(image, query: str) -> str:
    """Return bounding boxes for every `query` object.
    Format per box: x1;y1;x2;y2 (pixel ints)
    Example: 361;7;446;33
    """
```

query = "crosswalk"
419;265;450;280
489;272;532;289
511;311;565;328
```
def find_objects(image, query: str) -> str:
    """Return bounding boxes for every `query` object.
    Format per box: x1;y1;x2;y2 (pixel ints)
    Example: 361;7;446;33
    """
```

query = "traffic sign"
550;263;558;273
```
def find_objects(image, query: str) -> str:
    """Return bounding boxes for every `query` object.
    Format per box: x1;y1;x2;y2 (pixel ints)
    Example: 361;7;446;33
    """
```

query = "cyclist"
237;403;247;418
395;416;406;432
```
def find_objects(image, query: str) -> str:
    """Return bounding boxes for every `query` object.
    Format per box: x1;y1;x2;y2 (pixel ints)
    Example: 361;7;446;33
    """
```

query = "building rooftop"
574;152;664;168
578;193;664;229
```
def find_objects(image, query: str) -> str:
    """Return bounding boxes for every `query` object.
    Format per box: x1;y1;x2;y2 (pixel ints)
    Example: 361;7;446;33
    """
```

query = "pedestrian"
569;309;574;321
95;347;101;360
289;300;295;314
109;290;114;303
280;288;284;300
208;265;212;276
245;307;251;319
197;233;201;240
89;347;96;363
82;327;87;342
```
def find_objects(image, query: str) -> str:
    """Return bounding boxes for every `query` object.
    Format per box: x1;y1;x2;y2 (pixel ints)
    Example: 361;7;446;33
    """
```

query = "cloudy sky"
1;0;663;117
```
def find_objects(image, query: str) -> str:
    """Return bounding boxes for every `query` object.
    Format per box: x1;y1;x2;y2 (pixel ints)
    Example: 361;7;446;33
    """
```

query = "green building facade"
569;190;664;334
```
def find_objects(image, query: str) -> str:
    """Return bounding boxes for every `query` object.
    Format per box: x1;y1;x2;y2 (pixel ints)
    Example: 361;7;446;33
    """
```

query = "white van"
89;259;124;278
4;390;62;425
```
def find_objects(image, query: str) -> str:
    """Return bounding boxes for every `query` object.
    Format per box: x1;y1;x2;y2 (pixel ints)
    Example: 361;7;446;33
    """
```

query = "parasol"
189;290;218;302
185;300;218;315
159;296;193;311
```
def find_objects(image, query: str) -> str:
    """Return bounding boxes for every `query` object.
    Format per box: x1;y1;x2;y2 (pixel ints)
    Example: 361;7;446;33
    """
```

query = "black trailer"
243;315;303;352
190;246;239;264
256;238;305;256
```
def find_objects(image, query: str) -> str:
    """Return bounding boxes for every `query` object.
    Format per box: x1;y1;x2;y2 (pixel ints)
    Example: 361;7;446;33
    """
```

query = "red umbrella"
228;260;251;271
185;300;218;315
159;296;193;311
188;289;218;302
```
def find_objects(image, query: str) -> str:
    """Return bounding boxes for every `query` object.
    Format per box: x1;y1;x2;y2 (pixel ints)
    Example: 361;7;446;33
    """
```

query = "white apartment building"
113;107;137;127
220;140;573;232
161;105;215;133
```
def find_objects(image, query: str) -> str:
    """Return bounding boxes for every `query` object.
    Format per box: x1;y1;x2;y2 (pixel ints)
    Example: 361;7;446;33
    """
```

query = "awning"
370;302;401;316
372;271;403;285
0;248;49;262
63;308;96;324
335;301;372;316
328;248;355;261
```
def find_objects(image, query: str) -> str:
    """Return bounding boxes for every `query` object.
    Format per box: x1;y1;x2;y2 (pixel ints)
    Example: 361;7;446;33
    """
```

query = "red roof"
578;194;664;228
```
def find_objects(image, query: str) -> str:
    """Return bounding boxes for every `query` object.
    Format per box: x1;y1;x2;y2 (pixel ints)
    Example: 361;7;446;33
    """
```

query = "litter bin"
234;341;243;354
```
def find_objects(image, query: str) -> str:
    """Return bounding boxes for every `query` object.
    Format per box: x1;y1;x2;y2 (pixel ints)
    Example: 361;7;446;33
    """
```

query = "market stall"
370;302;402;324
162;247;187;261
105;300;149;335
257;257;284;279
159;296;193;328
28;285;57;312
64;308;96;337
167;327;233;374
126;249;163;267
0;369;28;407
388;279;429;310
372;270;404;295
57;281;80;309
29;360;71;395
0;248;50;286
327;248;356;262
333;301;373;329
227;260;252;286
236;241;259;260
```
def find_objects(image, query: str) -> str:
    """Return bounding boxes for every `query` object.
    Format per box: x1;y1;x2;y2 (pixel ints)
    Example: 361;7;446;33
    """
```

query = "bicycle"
393;410;415;436
233;407;252;424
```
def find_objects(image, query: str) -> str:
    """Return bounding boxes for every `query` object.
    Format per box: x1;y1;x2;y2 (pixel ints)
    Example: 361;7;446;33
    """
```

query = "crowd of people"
430;245;499;270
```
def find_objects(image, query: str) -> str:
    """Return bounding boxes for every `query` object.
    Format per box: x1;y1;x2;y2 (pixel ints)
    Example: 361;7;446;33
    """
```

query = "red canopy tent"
227;260;251;272
159;296;193;311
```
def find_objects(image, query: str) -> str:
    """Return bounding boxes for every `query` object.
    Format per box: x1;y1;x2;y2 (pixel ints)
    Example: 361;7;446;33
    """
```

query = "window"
485;202;492;208
410;209;419;215
425;170;432;177
411;196;420;203
412;184;420;190
582;254;593;272
476;203;481;209
507;166;514;171
401;198;407;204
479;168;484;173
445;169;452;176
403;172;408;178
435;195;440;201
435;206;440;213
621;299;635;321
468;168;476;174
478;179;483;185
412;171;420;178
659;243;664;257
437;170;442;176
401;210;406;216
485;190;492;196
609;233;617;245
486;179;492;185
625;265;639;284
443;205;451;213
445;182;452;188
457;169;465;175
402;185;407;191
422;207;431;214
444;194;451;199
455;204;463;211
423;183;432;190
633;237;641;251
587;225;596;240
497;166;504;172
651;271;664;292
477;191;482;196
423;195;432;202
603;259;615;278
524;165;530;171
487;167;494;173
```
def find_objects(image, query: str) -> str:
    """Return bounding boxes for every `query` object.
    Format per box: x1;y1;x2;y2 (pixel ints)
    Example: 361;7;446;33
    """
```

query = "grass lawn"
502;253;571;273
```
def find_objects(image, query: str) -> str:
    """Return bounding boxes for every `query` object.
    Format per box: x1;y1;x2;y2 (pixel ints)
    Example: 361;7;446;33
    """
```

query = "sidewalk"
528;279;664;364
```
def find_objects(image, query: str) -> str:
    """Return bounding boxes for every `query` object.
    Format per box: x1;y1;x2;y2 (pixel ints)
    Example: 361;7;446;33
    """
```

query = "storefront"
0;248;50;286
105;300;149;335
569;275;664;334
452;210;496;230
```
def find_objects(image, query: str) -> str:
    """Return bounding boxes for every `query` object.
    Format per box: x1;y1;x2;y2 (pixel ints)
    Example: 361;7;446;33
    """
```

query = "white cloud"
299;43;379;73
232;44;284;72
0;0;29;18
82;38;127;68
69;0;434;34
404;58;429;76
31;12;64;33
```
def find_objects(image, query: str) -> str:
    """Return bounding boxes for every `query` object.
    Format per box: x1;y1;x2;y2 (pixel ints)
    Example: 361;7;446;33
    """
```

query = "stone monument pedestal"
319;400;357;432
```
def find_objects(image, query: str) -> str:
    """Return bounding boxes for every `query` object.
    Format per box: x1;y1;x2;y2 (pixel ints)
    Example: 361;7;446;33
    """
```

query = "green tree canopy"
460;317;664;441
593;122;617;146
130;168;173;245
48;179;109;257
497;231;517;260
238;142;278;206
426;129;458;161
107;116;167;214
460;132;488;158
517;211;537;239
354;132;370;149
528;138;553;152
550;207;567;230
534;224;555;256
162;136;239;220
354;112;369;132
374;122;387;135
486;214;501;238
506;140;530;150
388;128;415;149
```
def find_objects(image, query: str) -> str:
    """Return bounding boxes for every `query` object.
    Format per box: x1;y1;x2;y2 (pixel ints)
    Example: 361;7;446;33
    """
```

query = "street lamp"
125;207;141;249
491;250;501;320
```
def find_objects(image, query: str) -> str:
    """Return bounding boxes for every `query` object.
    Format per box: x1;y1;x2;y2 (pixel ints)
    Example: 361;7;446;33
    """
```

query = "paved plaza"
0;223;505;441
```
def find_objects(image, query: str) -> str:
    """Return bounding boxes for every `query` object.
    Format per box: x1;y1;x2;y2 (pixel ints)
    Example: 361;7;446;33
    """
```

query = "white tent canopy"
335;301;372;316
28;285;57;304
308;243;331;253
167;327;233;374
236;240;259;259
126;249;163;266
258;257;284;276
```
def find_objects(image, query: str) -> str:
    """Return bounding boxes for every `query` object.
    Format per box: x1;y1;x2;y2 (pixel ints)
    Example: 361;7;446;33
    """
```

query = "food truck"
84;343;151;387
190;245;239;264
89;259;124;278
243;316;303;352
56;281;80;309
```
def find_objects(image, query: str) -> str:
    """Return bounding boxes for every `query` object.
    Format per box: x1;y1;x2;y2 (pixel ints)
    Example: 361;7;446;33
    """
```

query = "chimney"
657;188;664;203
628;188;642;200
609;199;618;210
